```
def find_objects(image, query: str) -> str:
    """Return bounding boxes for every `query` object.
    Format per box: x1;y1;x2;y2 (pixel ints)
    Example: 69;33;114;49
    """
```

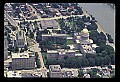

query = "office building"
11;52;35;70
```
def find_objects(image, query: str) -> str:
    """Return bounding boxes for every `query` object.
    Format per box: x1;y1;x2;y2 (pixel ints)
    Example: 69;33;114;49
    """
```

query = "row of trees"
78;68;101;78
46;52;115;68
35;52;41;68
89;31;106;46
106;33;114;43
45;43;115;68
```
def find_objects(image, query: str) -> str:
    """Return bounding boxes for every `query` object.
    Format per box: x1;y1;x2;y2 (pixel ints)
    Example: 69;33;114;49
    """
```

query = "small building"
40;20;59;29
42;33;67;40
49;65;63;78
6;71;22;78
47;49;75;59
62;70;74;78
11;52;35;70
83;73;90;78
59;8;67;16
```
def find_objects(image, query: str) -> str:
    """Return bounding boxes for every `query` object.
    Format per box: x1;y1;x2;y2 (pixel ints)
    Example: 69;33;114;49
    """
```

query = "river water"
78;3;115;43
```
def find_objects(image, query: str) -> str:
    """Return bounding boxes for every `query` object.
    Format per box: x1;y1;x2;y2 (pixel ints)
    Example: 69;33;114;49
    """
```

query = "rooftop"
49;65;61;72
12;52;34;59
41;20;59;29
7;71;22;78
42;33;67;37
47;49;75;54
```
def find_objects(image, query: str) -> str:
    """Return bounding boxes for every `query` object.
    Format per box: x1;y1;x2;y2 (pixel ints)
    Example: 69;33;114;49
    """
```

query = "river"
78;3;115;43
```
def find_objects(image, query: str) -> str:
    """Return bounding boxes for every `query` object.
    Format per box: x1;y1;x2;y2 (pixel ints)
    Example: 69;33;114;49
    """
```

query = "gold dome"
81;28;89;34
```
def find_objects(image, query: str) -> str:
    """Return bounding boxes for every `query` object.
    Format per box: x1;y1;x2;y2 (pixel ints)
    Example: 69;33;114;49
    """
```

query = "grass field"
66;39;74;44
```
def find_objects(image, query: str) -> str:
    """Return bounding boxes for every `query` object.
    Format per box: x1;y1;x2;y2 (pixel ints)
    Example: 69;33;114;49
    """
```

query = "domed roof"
82;28;89;34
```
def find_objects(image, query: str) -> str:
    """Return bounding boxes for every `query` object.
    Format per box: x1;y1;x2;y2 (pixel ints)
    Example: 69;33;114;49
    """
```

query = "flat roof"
47;49;75;54
66;50;75;52
42;33;67;37
47;50;58;53
76;40;80;43
12;52;34;59
41;20;59;29
49;65;61;72
7;71;22;78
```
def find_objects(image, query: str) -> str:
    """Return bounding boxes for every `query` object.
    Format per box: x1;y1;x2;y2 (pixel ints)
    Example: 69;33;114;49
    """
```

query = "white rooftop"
47;49;75;54
47;50;58;53
76;40;80;43
7;71;22;78
42;33;67;37
12;52;33;59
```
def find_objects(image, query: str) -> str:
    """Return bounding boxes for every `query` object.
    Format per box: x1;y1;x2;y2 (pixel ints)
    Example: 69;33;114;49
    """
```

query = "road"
29;41;47;77
4;10;18;27
5;10;47;77
16;14;84;23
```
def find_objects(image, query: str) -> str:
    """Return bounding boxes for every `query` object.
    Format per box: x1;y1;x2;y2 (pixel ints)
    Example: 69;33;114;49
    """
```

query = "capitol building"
74;27;97;56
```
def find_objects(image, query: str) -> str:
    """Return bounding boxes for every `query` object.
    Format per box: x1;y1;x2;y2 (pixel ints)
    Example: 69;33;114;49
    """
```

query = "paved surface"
16;14;84;23
4;10;18;27
29;41;47;77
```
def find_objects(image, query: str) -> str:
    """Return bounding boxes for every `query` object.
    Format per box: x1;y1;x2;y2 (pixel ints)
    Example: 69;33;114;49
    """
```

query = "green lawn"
66;39;74;45
68;34;74;37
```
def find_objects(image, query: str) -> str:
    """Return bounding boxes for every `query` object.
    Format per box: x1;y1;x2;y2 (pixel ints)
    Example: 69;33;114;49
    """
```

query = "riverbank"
81;7;115;51
78;3;115;43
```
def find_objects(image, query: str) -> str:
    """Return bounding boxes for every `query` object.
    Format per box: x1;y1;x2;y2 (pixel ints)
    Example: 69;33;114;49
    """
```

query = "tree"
14;47;19;53
51;3;59;8
87;70;97;78
105;55;111;65
106;33;114;43
30;31;34;38
101;50;108;57
95;57;101;66
86;53;96;59
81;57;89;67
20;48;24;53
11;26;17;31
24;45;28;51
64;55;68;60
108;65;112;69
110;53;115;65
36;59;41;68
78;70;84;78
88;58;95;66
43;29;49;34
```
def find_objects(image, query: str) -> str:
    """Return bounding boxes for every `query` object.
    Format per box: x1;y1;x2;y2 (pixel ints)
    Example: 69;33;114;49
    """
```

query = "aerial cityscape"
4;3;115;78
